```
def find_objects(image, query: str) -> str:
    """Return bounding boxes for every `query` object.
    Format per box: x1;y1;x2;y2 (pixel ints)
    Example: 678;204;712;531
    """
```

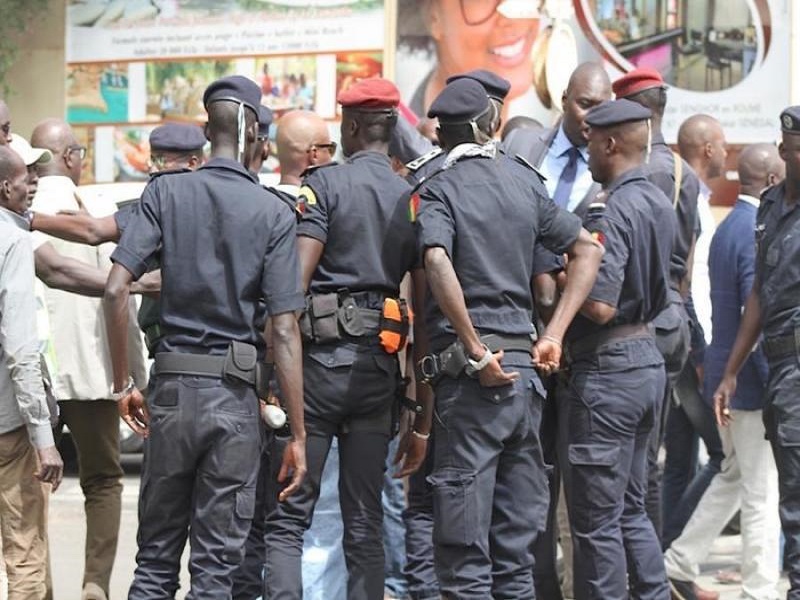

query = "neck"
350;141;387;156
209;142;243;163
786;178;800;205
280;171;303;187
739;185;762;199
604;157;642;186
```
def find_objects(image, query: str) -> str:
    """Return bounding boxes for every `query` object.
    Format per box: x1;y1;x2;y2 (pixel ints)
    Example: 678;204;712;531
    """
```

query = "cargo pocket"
567;442;622;531
429;469;478;546
223;484;256;563
479;380;517;405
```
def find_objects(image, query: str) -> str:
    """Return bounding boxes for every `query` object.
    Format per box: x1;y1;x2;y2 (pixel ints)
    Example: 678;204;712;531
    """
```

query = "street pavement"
44;463;788;599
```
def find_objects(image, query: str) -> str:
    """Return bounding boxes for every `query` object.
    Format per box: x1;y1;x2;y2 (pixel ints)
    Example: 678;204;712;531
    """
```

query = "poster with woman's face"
395;0;787;143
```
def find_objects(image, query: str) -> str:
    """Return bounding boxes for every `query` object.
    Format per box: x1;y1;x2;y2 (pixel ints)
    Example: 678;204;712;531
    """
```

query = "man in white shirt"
29;118;145;600
0;145;63;600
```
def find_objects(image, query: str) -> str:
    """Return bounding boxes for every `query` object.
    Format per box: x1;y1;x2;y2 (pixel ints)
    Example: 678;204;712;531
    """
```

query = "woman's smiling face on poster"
428;0;541;100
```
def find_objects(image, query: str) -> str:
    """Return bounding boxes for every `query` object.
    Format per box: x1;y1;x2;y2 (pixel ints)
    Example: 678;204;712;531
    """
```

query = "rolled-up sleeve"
535;191;582;255
296;178;329;243
262;204;305;316
588;215;629;307
0;234;53;448
111;182;163;279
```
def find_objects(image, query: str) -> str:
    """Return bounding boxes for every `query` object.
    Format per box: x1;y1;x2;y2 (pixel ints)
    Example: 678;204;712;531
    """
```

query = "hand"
532;336;562;376
277;438;307;502
393;419;428;478
477;350;520;387
35;445;64;492
118;387;149;437
713;374;737;427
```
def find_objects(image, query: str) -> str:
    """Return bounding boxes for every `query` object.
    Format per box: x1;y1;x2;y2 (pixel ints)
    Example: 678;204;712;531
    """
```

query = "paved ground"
44;461;788;599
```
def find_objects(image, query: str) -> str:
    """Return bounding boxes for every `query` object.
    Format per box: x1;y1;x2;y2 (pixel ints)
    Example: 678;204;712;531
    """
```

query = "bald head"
0;146;30;215
738;143;784;196
31;118;83;183
275;110;333;184
0;100;11;145
562;62;612;147
677;114;727;182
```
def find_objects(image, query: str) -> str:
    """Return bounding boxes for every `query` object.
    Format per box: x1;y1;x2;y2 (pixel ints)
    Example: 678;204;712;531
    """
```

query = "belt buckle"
418;355;440;385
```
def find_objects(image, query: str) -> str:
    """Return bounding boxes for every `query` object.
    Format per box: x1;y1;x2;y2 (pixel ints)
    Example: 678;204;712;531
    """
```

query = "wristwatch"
112;377;135;401
465;344;492;375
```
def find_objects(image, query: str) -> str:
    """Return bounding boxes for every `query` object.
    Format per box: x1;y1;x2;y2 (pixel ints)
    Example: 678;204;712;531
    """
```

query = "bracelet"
466;344;492;373
411;429;430;441
541;335;563;348
111;376;135;402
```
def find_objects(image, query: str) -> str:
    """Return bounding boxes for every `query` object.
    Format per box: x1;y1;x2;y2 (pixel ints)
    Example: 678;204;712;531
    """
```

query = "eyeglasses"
65;145;87;160
460;0;502;25
308;141;337;154
460;0;539;26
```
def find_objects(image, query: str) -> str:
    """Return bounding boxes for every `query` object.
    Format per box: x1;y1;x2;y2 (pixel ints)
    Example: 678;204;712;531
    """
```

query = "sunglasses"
308;141;337;154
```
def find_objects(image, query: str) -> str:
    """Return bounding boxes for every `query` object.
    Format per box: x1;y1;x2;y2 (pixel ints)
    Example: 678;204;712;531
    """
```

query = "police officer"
613;68;700;537
559;99;675;600
395;69;510;186
414;78;603;598
264;78;425;600
714;106;800;599
249;105;274;174
103;75;306;598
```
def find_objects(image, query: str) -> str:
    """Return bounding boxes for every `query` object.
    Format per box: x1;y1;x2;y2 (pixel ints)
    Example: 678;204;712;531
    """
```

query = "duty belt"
154;341;271;397
566;323;653;362
417;333;535;385
763;330;800;361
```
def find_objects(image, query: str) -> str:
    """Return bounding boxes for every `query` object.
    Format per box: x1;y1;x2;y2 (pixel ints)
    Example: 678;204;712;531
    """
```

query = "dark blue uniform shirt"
645;133;700;288
568;167;675;346
705;198;768;409
415;151;582;351
112;157;304;356
297;150;417;299
754;181;800;340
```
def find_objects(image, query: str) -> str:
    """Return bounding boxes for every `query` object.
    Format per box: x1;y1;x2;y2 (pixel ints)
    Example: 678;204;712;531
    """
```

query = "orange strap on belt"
379;298;410;354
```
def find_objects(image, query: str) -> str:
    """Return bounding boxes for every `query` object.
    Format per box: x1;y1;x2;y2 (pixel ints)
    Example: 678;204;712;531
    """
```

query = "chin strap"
237;102;246;164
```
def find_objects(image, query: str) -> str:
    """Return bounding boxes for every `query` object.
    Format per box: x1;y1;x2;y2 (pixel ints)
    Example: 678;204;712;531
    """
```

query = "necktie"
552;146;580;209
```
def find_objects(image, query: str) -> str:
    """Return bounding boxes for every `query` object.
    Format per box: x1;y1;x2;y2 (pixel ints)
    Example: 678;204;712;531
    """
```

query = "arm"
0;236;63;489
34;241;109;297
424;247;518;387
104;263;148;435
269;312;306;501
30;212;119;245
297;236;324;292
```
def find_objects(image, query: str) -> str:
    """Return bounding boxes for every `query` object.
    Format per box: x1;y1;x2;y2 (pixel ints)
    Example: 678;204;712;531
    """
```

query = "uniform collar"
760;181;784;208
605;165;648;196
199;157;259;183
443;141;497;169
345;150;392;165
551;124;588;162
738;194;760;208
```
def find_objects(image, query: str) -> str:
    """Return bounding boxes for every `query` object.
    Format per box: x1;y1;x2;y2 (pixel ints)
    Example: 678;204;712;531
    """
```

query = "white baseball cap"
9;133;52;166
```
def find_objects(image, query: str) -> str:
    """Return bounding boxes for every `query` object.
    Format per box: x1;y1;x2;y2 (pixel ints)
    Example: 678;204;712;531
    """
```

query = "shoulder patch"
513;154;546;182
298;185;317;207
300;161;338;178
408;192;421;223
406;147;443;172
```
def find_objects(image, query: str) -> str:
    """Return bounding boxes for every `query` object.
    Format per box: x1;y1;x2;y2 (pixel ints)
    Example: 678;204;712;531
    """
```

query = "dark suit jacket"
502;124;601;219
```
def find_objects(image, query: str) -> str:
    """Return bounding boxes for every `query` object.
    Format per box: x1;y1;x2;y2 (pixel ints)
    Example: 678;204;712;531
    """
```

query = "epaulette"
405;147;443;172
513;154;546;183
300;161;338;179
263;185;302;223
148;167;192;179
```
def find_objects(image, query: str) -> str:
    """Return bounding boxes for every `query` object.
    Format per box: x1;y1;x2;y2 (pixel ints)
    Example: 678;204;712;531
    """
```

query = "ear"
247;121;257;143
561;90;568;113
188;155;201;169
63;150;75;171
778;141;786;162
704;141;713;159
428;1;444;42
203;123;211;141
606;134;616;155
261;140;270;161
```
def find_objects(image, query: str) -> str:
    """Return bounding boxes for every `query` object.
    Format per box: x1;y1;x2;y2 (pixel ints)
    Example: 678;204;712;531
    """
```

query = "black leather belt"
567;323;653;361
763;331;799;361
417;333;534;385
155;353;227;377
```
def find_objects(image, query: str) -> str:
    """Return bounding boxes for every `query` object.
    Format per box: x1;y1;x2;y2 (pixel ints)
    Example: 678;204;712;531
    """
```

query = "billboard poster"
395;0;790;145
65;0;386;184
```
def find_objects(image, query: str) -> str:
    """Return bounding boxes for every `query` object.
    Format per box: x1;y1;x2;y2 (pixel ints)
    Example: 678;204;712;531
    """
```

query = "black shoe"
669;578;698;600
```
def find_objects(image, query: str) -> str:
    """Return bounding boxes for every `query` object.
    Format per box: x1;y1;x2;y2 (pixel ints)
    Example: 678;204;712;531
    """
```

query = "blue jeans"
384;435;409;598
662;363;723;549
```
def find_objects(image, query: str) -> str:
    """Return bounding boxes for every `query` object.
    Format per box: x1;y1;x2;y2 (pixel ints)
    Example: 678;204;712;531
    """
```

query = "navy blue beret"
781;106;800;134
203;75;261;116
428;79;490;124
585;99;652;128
258;105;273;138
149;123;206;152
446;69;511;102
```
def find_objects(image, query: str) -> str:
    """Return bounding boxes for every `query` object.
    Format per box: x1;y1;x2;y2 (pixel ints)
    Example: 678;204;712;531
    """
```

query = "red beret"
337;77;400;110
612;67;665;98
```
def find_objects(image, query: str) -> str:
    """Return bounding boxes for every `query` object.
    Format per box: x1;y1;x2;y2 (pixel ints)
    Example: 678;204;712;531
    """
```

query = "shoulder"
507;153;546;183
300;161;339;180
